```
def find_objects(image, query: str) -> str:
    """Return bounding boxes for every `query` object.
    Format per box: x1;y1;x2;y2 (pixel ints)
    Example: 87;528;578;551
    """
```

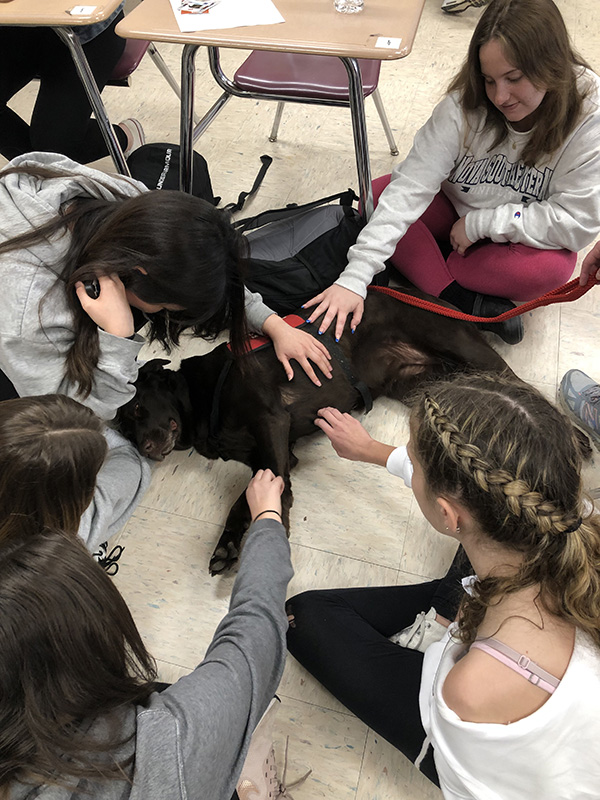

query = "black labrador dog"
117;290;512;574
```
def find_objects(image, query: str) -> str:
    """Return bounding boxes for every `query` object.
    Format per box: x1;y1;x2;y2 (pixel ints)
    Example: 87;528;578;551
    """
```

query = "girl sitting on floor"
0;394;148;556
0;153;330;410
304;0;600;345
287;374;600;797
0;466;291;799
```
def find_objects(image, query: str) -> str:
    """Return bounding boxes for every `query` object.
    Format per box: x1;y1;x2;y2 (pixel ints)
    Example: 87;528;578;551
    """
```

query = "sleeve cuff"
386;445;413;488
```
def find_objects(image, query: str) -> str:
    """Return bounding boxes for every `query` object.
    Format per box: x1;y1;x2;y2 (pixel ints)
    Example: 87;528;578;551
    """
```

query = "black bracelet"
252;509;282;523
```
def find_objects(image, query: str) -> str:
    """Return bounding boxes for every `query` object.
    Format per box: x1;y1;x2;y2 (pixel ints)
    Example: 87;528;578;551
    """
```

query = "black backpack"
237;190;369;315
127;144;272;213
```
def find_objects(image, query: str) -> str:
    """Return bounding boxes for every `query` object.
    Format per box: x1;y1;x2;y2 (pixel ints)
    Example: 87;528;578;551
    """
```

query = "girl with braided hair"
287;374;600;798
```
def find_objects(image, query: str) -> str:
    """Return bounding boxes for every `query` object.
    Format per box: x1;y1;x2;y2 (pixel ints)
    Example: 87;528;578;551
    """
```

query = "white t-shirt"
419;625;600;799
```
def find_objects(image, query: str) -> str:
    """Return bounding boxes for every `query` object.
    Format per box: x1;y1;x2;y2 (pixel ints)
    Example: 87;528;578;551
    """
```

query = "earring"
455;525;461;535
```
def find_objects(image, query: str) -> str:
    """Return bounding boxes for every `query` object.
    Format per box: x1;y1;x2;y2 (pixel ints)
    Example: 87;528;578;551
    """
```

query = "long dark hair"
0;165;249;398
448;0;593;165
412;373;600;648
0;531;157;794
0;395;107;545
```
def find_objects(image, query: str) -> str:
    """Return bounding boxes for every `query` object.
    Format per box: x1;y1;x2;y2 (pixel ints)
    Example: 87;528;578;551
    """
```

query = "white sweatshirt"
338;69;600;298
419;626;600;799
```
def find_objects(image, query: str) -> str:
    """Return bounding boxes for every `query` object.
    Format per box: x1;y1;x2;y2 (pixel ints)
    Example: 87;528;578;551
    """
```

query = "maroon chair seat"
234;52;381;101
110;38;150;82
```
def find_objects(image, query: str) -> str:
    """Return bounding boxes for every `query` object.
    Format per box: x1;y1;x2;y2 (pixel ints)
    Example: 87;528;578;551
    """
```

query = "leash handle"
368;275;598;322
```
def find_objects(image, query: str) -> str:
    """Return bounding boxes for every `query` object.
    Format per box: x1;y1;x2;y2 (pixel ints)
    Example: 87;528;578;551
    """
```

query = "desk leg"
180;44;200;194
54;27;129;176
340;57;373;220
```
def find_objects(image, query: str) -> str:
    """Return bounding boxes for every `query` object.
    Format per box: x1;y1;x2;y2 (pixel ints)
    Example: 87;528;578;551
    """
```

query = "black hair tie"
563;517;583;534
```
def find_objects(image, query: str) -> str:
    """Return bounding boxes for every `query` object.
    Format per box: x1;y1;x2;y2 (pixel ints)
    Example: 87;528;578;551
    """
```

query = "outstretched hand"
315;407;394;466
246;469;285;523
263;314;332;386
75;273;134;338
303;284;364;342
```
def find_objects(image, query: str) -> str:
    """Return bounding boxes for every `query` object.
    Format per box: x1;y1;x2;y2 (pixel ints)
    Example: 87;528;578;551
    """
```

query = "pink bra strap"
470;637;560;695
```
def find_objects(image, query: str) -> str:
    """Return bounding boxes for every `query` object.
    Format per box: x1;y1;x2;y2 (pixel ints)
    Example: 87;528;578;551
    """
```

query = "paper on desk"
170;0;284;32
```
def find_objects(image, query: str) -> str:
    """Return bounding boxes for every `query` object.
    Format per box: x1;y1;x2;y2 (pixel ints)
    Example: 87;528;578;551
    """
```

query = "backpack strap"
222;154;273;214
234;189;359;233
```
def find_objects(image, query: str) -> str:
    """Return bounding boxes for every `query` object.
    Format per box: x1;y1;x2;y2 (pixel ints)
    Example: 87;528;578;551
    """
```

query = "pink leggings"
373;174;577;301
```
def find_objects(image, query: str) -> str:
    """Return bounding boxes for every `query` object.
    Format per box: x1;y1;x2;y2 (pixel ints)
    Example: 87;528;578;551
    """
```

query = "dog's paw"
209;539;240;575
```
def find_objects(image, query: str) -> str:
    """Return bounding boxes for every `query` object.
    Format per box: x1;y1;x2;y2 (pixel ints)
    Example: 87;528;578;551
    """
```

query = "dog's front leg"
209;490;252;575
209;411;292;575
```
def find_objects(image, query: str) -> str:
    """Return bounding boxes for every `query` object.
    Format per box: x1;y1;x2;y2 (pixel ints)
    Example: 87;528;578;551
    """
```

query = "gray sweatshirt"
337;70;600;299
0;153;273;549
9;518;293;800
0;152;273;420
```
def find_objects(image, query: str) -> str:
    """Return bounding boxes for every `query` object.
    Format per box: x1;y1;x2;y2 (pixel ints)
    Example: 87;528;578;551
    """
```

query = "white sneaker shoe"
441;0;489;13
118;117;145;158
237;697;281;800
236;697;312;800
389;607;448;653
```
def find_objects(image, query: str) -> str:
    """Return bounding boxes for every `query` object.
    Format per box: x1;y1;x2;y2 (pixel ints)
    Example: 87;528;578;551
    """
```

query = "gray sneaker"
442;0;489;13
559;369;600;446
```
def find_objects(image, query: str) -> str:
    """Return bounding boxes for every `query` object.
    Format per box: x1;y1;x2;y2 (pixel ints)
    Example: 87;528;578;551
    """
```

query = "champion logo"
514;211;521;219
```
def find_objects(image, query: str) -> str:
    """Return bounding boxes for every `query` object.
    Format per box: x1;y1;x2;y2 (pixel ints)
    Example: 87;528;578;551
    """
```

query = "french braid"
422;394;582;536
413;373;600;647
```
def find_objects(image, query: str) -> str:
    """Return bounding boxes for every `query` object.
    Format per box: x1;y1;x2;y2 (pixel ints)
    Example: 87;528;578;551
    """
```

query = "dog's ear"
139;358;171;374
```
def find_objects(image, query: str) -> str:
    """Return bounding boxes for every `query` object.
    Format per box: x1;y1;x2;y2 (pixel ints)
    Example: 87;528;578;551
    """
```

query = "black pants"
0;369;18;401
0;16;127;164
286;551;470;786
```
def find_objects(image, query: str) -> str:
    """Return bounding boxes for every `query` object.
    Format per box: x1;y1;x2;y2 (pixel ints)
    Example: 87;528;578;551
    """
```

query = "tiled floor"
4;1;600;796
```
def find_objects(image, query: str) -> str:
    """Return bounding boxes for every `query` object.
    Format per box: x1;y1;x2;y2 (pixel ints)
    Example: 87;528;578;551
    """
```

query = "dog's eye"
134;402;142;418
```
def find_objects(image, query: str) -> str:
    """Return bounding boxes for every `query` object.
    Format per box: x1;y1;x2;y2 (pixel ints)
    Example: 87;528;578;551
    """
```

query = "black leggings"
0;369;18;401
0;16;127;164
286;551;470;786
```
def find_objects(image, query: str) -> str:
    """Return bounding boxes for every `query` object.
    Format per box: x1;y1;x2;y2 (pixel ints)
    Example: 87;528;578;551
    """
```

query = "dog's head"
117;359;193;461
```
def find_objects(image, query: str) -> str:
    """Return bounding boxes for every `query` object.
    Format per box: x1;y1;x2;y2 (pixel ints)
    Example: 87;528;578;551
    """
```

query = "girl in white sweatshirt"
305;0;600;345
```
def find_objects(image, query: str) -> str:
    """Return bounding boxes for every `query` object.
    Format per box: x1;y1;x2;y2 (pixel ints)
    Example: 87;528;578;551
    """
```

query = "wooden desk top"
116;0;426;61
0;0;122;27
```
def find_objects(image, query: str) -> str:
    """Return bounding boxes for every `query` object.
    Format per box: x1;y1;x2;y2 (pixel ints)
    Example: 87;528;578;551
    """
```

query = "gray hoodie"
0;152;273;420
8;518;293;800
0;153;273;549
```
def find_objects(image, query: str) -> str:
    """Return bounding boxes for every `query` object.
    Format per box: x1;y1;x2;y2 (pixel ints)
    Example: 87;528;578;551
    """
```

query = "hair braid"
413;374;600;648
423;392;582;536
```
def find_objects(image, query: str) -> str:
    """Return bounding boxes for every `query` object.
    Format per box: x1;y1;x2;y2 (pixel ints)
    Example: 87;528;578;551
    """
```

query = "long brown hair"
0;531;157;794
0;164;249;398
411;373;600;648
448;0;593;165
0;395;107;545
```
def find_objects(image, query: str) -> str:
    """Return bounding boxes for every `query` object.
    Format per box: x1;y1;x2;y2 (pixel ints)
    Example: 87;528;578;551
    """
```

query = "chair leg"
192;91;232;142
147;43;201;126
269;102;285;142
55;27;129;175
371;88;399;156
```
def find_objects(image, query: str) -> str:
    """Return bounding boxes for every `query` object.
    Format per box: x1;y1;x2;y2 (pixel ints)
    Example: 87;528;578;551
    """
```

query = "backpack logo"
156;147;173;190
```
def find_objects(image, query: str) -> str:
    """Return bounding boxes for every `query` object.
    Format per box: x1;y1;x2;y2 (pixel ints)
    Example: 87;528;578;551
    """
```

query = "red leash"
368;276;597;323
